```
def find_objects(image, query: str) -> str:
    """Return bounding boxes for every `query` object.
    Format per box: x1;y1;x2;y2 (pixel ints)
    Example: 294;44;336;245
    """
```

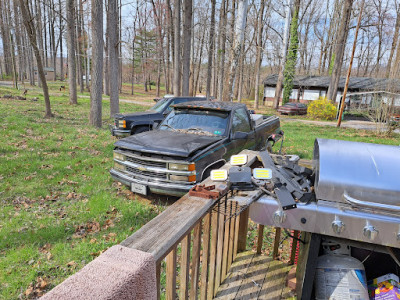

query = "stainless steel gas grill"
250;139;400;248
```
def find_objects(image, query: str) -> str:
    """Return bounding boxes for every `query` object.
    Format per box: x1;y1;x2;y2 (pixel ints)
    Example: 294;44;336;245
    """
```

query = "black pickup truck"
110;101;282;196
110;96;206;137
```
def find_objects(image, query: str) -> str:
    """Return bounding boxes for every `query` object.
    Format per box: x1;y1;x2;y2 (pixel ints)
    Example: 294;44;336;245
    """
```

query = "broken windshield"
159;109;229;136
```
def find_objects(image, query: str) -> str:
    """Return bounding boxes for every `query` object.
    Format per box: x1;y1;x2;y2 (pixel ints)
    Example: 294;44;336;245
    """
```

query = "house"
34;67;55;81
263;74;400;107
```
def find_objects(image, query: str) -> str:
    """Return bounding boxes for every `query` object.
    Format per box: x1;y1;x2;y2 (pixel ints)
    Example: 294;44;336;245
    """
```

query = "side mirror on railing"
232;131;249;140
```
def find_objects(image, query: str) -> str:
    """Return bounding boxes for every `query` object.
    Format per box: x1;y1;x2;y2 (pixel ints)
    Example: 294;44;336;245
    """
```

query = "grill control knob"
332;219;345;234
397;233;400;242
273;210;286;224
363;225;378;240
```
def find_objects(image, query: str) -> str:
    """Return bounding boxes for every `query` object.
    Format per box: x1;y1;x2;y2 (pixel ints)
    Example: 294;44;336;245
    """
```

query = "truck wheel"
132;126;149;135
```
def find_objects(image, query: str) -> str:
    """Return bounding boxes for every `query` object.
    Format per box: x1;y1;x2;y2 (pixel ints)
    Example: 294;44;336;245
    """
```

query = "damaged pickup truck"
110;101;283;196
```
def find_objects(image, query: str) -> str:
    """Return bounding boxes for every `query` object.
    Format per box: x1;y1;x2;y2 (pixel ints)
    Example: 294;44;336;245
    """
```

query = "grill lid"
313;139;400;209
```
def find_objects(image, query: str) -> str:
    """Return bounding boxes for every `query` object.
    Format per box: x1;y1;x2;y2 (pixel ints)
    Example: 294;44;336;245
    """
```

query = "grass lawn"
0;82;398;299
0;84;172;299
281;120;399;159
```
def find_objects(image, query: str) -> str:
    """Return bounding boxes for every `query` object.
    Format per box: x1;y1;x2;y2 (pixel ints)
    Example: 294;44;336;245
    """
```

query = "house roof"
263;74;400;92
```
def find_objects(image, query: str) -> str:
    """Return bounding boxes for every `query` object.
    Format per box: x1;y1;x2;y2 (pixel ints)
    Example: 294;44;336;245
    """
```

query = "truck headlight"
114;162;125;171
169;163;195;171
170;174;196;182
113;152;125;161
118;120;126;128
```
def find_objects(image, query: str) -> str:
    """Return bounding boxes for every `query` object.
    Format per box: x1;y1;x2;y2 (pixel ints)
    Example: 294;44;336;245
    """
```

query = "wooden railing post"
273;227;281;260
207;210;219;299
200;212;211;300
214;203;225;294
227;202;236;271
257;224;265;254
233;206;240;260
190;222;202;299
180;234;191;299
166;247;177;300
237;207;249;252
221;201;231;281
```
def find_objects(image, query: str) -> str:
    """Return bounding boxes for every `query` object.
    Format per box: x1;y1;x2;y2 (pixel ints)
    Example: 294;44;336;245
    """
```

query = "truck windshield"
159;109;229;136
148;99;170;113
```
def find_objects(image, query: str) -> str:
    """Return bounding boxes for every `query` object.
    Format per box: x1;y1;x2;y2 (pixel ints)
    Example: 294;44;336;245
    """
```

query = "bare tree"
67;0;78;104
217;0;227;101
182;0;192;96
254;0;265;109
206;0;216;99
225;0;248;102
18;0;53;118
326;0;353;102
386;1;400;78
90;0;103;128
108;0;120;117
273;0;294;109
173;0;181;96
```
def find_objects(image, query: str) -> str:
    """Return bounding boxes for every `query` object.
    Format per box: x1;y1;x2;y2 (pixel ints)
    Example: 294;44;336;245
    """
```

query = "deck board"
214;251;294;300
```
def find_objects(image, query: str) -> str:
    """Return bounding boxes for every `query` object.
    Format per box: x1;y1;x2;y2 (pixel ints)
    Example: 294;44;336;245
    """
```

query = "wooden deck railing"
120;150;302;299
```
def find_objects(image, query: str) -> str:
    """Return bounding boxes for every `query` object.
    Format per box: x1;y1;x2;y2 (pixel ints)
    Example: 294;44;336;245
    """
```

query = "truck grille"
126;166;166;179
125;156;166;168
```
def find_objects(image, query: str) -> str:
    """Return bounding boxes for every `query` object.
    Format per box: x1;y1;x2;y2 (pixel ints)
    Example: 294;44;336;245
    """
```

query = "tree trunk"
386;4;400;78
90;0;103;128
150;0;168;96
326;0;353;102
59;0;64;81
254;0;265;109
18;0;53;118
182;0;192;96
206;0;216;99
225;0;248;102
173;0;181;96
108;0;120;117
217;0;227;101
77;0;84;92
0;0;12;75
282;0;300;105
273;0;293;109
67;0;77;104
167;0;174;94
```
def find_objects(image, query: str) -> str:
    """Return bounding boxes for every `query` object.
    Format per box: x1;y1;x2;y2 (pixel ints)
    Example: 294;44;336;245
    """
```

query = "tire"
132;126;149;135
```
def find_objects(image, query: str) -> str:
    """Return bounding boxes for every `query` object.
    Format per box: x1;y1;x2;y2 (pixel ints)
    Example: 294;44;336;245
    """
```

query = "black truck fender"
130;123;152;134
200;159;226;181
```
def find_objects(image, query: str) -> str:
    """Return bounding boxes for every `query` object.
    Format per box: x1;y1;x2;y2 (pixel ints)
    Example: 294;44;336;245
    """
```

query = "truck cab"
110;96;206;137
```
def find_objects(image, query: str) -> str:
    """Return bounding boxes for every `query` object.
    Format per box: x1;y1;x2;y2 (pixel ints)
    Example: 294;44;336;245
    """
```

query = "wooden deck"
214;251;295;300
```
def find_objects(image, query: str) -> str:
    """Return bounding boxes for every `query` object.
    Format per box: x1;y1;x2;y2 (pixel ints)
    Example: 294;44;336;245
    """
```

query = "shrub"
307;97;337;120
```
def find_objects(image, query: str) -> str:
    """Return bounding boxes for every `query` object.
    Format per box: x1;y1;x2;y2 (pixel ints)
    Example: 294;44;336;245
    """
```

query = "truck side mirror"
232;131;249;140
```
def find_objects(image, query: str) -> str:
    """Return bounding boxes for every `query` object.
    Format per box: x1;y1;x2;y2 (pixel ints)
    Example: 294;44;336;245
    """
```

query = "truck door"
230;108;255;153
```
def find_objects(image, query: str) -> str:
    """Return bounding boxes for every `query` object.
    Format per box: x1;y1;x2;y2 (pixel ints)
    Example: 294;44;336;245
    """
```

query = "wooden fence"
120;150;299;299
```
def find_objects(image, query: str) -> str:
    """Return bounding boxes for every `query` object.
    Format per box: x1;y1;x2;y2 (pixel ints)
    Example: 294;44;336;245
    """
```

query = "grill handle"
343;192;400;212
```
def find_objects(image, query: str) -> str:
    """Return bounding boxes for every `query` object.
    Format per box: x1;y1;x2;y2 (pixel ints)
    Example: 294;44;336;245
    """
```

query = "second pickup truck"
110;101;282;196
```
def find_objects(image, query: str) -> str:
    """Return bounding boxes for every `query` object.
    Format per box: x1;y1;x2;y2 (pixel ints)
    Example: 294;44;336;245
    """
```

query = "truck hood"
115;111;162;121
115;130;223;157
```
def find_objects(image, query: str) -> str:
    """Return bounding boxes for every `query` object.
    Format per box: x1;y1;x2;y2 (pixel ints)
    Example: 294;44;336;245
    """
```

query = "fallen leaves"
24;277;48;298
73;221;101;239
66;260;77;268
